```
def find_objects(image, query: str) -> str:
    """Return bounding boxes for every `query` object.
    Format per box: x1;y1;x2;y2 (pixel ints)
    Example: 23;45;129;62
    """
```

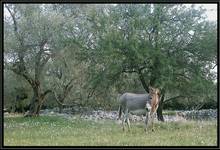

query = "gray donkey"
118;87;160;132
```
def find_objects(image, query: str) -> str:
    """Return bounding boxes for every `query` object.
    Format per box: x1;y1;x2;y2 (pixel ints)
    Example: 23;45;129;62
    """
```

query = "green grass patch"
162;110;177;116
4;115;217;146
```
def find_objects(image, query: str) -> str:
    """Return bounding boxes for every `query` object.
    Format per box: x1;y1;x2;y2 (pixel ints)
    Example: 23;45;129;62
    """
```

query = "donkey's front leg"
150;112;156;132
127;117;131;132
145;103;152;133
144;111;151;133
151;115;155;132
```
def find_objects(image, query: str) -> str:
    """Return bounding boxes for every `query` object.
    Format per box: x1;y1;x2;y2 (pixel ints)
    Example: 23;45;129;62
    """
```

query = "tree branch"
87;87;96;100
63;84;73;99
53;90;81;107
41;90;52;98
8;64;34;86
65;78;74;90
138;65;147;72
53;91;65;106
174;73;191;81
5;5;20;41
164;95;186;103
137;69;149;93
212;64;217;69
40;55;51;69
122;69;136;73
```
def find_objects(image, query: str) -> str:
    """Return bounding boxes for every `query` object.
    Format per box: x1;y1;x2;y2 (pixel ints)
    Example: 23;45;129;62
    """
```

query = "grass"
4;114;217;146
162;110;177;116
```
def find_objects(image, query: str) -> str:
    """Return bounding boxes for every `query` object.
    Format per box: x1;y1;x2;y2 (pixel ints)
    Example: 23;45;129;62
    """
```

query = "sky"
186;4;217;21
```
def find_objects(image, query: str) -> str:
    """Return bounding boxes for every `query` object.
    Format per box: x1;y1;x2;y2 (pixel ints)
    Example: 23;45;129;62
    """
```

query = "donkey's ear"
157;89;161;97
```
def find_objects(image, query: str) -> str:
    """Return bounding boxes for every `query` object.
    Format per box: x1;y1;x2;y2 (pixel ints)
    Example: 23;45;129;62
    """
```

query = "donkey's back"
119;93;151;111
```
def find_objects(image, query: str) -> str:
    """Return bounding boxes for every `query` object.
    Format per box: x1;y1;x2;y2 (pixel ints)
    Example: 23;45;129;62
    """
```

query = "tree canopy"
4;4;217;118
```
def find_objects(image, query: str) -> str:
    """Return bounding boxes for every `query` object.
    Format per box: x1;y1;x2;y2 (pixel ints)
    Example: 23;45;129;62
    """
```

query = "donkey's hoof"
152;128;155;132
144;128;149;134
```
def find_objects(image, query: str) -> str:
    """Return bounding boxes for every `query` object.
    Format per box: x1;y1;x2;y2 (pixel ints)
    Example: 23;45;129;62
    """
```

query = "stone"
36;108;217;122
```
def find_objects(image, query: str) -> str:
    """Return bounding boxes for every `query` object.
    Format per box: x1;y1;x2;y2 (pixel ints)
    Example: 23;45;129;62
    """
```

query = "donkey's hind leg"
122;109;130;132
127;116;131;131
122;111;126;131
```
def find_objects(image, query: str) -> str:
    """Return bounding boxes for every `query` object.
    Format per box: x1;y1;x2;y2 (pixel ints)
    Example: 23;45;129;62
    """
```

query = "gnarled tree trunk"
25;83;52;117
157;93;165;121
53;79;74;113
138;69;149;93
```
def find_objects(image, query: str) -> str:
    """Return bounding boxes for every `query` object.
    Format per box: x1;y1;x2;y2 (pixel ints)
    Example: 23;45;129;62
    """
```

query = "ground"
3;114;217;146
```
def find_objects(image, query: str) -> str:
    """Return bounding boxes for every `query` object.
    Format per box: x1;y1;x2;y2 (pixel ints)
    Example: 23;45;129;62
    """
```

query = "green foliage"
4;70;31;110
4;4;217;111
70;4;217;109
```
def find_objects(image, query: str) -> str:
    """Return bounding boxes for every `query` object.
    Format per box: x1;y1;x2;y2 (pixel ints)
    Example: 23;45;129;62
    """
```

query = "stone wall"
176;109;217;120
38;108;217;122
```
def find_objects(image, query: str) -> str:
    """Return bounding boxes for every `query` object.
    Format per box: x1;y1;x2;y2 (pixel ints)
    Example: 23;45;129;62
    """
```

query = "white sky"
202;4;217;21
184;4;217;21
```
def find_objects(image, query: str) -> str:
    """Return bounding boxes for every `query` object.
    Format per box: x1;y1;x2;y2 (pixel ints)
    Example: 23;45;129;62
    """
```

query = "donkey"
118;87;160;132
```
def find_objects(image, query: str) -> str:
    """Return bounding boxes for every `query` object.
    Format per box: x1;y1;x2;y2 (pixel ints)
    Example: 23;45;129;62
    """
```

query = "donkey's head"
148;86;160;114
149;86;160;99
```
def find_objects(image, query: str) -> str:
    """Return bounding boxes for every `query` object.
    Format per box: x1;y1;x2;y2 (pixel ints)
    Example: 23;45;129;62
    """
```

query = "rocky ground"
4;108;217;122
39;108;217;122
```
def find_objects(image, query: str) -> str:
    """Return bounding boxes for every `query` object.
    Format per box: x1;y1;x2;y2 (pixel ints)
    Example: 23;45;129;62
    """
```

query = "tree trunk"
25;85;51;117
59;104;63;113
25;86;40;117
36;102;42;116
138;70;149;93
157;92;165;122
157;100;164;122
58;97;65;113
